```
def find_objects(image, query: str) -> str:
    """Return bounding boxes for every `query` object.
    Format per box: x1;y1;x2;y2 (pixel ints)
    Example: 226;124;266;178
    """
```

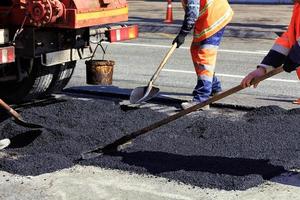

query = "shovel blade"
130;86;160;104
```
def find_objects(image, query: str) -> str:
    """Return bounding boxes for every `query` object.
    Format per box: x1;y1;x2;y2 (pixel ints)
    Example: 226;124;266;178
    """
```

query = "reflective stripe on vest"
192;0;233;42
194;8;232;40
271;43;290;56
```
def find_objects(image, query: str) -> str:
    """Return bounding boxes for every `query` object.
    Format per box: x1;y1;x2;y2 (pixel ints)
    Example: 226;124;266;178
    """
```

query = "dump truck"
0;0;138;103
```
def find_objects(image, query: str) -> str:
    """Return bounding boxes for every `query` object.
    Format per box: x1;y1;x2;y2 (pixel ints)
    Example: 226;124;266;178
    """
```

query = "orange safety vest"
274;3;300;54
181;0;233;42
275;3;300;79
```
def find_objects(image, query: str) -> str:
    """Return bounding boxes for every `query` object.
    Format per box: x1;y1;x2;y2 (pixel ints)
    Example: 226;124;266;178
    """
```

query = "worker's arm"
240;39;300;88
172;0;200;48
241;3;300;88
282;39;300;72
255;28;292;72
240;40;300;88
256;4;297;73
255;37;299;73
241;29;293;88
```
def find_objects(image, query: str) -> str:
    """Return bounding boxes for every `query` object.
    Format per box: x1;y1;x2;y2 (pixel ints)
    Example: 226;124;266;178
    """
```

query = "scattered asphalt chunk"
0;99;299;190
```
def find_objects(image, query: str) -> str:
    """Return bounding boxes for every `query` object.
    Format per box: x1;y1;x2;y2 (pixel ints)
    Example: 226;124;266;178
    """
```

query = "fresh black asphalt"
0;97;299;190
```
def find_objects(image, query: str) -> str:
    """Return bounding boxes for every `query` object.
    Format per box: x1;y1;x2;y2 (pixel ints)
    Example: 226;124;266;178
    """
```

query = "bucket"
86;60;115;85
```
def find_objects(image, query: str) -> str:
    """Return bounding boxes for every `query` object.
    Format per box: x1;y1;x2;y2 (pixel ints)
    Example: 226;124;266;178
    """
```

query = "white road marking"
109;42;299;83
162;69;299;83
111;42;269;55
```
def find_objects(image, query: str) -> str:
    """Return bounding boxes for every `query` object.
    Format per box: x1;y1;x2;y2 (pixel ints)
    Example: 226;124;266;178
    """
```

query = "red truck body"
0;0;128;28
0;0;138;103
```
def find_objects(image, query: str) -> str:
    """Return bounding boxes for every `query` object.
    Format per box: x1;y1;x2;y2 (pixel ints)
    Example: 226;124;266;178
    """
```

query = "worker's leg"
190;28;225;102
211;73;222;95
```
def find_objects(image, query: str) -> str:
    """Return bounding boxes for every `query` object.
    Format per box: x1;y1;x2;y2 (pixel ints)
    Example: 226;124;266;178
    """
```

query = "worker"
241;0;300;106
173;0;234;109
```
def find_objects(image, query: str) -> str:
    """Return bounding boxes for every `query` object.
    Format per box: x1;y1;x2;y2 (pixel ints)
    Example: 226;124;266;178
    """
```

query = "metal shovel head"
81;138;133;160
130;86;160;104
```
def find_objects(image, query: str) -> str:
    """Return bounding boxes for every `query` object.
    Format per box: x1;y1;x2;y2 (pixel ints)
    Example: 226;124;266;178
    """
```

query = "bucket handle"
90;39;108;61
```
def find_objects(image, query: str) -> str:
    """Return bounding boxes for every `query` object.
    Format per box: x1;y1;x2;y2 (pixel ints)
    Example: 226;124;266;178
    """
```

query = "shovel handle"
150;43;177;83
82;66;285;158
120;66;285;142
0;99;21;119
185;66;284;111
251;66;284;85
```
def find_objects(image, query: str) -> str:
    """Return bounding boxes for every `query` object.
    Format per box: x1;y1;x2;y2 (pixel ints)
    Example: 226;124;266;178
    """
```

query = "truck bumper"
41;47;93;66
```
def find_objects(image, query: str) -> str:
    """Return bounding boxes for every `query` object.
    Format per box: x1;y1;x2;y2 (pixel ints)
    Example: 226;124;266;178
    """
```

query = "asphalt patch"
0;98;299;190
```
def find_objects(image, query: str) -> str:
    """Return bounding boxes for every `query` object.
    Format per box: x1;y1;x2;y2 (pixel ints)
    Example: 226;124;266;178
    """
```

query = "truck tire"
44;61;76;95
0;58;76;103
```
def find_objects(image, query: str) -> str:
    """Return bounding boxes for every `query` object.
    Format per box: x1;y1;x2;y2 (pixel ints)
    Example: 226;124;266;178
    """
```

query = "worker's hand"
240;67;266;88
172;31;188;48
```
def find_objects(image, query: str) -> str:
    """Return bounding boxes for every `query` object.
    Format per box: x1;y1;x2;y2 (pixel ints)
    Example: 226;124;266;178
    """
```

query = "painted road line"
109;42;269;55
162;68;299;83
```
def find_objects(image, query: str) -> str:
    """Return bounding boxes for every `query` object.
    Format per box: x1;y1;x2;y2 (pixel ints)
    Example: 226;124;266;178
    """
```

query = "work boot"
181;100;210;110
0;138;10;150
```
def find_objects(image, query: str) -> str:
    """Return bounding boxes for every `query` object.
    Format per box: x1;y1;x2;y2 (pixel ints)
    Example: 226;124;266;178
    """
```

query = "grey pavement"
127;0;294;39
67;1;299;110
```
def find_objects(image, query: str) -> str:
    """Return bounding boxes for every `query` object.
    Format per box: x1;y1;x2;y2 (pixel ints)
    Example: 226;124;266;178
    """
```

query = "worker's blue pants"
191;28;224;102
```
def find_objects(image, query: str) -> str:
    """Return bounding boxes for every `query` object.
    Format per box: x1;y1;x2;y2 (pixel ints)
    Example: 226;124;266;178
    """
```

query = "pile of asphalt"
0;98;299;190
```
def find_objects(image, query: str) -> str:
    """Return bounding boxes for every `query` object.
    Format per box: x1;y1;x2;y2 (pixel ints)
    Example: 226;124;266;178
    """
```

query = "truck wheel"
0;58;76;103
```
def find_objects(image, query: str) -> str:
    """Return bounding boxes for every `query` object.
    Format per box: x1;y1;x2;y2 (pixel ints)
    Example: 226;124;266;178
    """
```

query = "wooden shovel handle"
186;66;284;111
83;66;285;157
0;99;21;119
123;66;285;141
150;43;177;83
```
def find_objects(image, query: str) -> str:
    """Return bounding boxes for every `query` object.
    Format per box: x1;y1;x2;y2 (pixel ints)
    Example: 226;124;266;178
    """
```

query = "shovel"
0;99;43;129
81;66;284;160
130;43;177;104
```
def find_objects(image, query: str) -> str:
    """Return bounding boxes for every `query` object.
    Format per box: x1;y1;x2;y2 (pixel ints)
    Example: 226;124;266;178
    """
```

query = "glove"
172;31;188;48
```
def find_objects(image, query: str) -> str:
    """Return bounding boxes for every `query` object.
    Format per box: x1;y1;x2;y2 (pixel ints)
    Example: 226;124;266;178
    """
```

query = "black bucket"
86;60;115;85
